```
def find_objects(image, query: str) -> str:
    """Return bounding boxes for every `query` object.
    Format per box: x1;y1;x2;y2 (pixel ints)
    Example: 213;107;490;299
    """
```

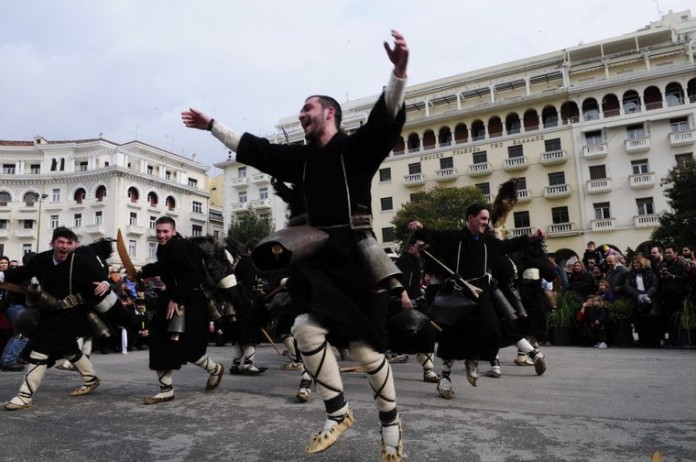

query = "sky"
1;0;694;174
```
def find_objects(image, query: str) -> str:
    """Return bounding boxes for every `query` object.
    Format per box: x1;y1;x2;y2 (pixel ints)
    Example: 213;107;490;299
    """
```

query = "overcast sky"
1;0;693;174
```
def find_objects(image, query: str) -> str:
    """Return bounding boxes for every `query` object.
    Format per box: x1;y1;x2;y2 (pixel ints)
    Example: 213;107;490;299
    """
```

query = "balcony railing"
230;177;249;188
403;173;426;187
502;156;528;171
467;162;492;177
583;144;608;159
544;184;570;198
547;222;576;236
629;173;655;189
251;199;271;210
591;218;616;231
539;149;567;165
14;229;36;239
624;137;651;153
251;173;272;185
634;214;659;227
669;130;695;147
125;225;146;236
434;168;457;182
586;178;612;194
516;189;531;202
511;226;534;237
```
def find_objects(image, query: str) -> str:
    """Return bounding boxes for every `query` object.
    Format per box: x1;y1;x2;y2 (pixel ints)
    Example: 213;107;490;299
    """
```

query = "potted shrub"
607;298;634;347
547;291;581;345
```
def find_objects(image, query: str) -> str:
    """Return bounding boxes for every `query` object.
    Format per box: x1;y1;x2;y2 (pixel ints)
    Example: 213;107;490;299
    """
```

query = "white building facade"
0;136;218;268
219;11;696;254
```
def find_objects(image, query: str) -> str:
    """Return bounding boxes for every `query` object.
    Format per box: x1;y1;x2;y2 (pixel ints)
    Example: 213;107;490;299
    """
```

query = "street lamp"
35;193;48;252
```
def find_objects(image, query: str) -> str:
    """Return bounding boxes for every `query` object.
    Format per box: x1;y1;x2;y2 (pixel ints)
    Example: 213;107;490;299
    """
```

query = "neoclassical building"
217;11;696;255
0;136;222;267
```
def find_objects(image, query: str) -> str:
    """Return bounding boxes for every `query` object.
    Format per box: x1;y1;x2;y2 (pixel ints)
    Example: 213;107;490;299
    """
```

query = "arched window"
602;93;620;117
454;123;468;143
523;109;539;131
0;191;11;206
582;98;600;121
665;82;685;107
166;196;176;211
505;113;521;134
438;127;452;147
560;101;579;124
643;86;663;110
147;191;159;207
407;133;420;153
73;188;86;204
392;137;405;155
542;106;558;128
622;90;641;114
471;120;485;141
127;187;139;203
422;130;436;149
488;116;503;138
95;185;107;201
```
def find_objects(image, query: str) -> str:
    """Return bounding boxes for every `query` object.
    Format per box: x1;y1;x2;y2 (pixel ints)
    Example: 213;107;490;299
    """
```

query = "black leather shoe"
0;363;25;372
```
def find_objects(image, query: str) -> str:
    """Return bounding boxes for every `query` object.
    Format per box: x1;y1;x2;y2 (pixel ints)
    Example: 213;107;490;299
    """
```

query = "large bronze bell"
25;284;61;311
252;225;329;272
168;305;186;341
86;311;111;339
355;233;403;296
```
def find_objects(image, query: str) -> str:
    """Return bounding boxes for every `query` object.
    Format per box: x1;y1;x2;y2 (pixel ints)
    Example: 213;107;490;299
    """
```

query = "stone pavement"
1;344;695;462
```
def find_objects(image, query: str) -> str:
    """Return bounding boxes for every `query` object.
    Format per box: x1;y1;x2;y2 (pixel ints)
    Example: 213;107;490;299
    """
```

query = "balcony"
634;214;659;227
583;144;608;159
125;225;146;236
511;226;534;237
502;156;528;171
624;137;650;153
586;178;612;194
669;130;695;147
539;149;567;165
14;229;36;239
547;222;578;237
403;173;426;187
0;229;8;238
230;177;249;189
231;202;248;212
190;212;207;223
516;189;531;203
434;168;457;182
544;184;571;199
629;173;656;189
85;224;106;236
251;173;272;185
590;218;616;231
147;228;156;238
251;199;271;210
467;162;492;177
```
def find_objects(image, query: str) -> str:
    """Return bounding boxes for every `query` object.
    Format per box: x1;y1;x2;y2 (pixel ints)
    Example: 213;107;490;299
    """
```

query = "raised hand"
383;29;408;79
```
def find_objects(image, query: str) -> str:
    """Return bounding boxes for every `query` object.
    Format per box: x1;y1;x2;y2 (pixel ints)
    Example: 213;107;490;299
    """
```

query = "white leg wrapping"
82;337;93;356
69;353;98;385
516;338;534;353
152;370;174;398
282;334;297;358
242;344;256;367
194;354;220;374
9;352;48;406
416;352;435;371
349;341;397;416
292;314;344;404
231;343;243;365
